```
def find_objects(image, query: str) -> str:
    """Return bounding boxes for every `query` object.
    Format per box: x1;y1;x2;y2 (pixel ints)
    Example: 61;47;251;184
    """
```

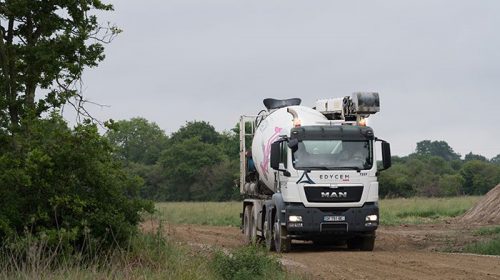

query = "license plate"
324;216;345;222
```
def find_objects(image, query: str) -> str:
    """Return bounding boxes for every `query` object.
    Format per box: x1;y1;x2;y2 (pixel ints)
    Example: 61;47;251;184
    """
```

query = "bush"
0;115;153;252
212;245;285;280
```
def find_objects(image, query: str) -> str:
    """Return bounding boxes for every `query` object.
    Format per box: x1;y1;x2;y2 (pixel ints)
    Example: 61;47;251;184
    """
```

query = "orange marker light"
358;118;367;127
293;118;302;127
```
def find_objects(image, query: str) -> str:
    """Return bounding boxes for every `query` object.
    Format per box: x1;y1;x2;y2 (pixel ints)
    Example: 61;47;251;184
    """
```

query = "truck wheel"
273;218;291;253
264;216;275;251
250;208;258;243
359;235;375;251
243;205;253;244
347;235;375;251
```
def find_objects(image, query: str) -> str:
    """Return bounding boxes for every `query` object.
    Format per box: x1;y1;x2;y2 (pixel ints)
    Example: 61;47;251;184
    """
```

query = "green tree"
170;121;220;145
460;160;500;195
378;163;413;197
122;161;178;201
415;140;461;161
159;137;224;201
439;174;465;196
105;117;168;165
491;154;500;165
191;159;240;201
380;155;457;197
218;130;239;159
0;0;119;131
464;152;488;162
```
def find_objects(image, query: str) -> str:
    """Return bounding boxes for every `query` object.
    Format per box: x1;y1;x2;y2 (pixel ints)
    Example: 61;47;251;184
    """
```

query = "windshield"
292;140;373;170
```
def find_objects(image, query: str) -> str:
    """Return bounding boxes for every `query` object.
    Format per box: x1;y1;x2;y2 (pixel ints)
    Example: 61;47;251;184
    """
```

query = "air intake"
263;98;301;110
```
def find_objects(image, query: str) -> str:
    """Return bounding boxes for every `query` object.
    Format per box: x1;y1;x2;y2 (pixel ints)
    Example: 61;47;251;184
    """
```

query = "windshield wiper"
327;167;362;171
299;166;362;171
298;167;329;170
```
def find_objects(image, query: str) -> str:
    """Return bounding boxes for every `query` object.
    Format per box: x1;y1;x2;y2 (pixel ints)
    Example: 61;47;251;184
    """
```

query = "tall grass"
463;226;500;256
379;196;480;225
464;237;500;256
155;196;481;227
156;201;241;226
0;223;297;279
0;231;217;280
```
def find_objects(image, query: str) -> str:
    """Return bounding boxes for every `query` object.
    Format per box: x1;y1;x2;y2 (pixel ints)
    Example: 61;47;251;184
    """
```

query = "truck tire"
359;235;375;251
347;235;375;251
243;205;253;244
264;214;275;251
250;208;258;243
273;218;291;253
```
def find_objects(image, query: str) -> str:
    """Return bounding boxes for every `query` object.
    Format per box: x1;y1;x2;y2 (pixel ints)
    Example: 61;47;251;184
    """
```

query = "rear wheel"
264;214;275;251
273;217;291;253
243;205;253;244
250;207;258;243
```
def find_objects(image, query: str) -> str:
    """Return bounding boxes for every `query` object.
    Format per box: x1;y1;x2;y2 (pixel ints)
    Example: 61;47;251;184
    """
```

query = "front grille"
304;186;363;203
320;223;348;232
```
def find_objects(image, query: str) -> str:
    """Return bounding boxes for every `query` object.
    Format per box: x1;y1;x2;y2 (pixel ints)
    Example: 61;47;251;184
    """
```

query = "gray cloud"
75;0;500;158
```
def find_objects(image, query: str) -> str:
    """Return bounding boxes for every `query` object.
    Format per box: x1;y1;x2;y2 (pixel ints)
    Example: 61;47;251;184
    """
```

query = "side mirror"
288;138;299;150
270;141;291;177
270;141;281;170
382;142;392;170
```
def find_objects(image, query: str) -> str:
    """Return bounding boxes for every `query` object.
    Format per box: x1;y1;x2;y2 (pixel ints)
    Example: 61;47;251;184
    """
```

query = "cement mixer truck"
239;93;392;252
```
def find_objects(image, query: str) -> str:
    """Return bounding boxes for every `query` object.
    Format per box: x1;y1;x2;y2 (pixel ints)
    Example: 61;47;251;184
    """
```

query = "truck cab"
270;124;391;250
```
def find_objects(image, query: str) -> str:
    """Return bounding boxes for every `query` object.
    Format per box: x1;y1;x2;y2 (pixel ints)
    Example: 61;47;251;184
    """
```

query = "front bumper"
284;202;378;236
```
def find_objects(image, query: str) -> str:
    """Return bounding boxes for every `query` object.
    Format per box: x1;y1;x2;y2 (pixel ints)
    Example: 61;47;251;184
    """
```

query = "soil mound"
459;184;500;225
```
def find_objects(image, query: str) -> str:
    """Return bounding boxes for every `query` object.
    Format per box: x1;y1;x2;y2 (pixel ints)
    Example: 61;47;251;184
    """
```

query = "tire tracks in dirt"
142;222;500;280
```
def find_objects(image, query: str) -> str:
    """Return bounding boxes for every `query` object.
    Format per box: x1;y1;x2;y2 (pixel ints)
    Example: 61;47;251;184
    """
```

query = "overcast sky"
75;0;500;158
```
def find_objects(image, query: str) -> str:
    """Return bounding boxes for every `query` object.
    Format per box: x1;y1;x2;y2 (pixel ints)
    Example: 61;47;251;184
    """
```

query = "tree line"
105;118;241;201
379;140;500;197
106;119;500;201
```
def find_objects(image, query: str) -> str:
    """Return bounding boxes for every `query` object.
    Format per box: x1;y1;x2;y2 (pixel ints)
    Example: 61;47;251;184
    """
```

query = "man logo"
321;192;347;198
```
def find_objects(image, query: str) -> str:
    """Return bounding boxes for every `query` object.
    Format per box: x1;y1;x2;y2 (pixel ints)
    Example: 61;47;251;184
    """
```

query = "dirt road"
144;222;500;280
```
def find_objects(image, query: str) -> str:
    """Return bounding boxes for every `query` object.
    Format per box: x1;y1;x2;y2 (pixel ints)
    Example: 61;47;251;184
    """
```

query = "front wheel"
273;218;291;253
347;234;375;251
359;235;375;251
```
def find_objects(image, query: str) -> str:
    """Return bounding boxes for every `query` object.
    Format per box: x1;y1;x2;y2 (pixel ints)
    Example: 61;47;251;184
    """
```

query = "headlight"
365;214;378;222
288;215;303;222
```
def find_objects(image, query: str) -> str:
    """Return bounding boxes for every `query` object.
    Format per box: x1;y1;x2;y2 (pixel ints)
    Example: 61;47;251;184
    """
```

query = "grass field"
155;201;241;226
156;196;481;227
379;196;480;225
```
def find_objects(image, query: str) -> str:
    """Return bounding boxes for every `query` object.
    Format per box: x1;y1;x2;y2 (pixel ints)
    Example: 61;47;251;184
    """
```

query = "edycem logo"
319;174;350;181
